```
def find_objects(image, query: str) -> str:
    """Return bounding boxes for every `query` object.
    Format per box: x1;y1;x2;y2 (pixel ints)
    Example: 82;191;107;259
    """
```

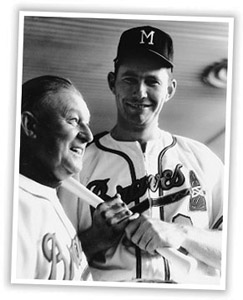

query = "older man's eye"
69;118;79;126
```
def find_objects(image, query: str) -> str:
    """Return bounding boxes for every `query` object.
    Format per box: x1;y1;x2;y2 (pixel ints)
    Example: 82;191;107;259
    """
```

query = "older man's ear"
21;111;38;139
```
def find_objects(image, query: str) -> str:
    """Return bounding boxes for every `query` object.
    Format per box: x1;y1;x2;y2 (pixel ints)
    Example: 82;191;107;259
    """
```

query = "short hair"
21;75;80;114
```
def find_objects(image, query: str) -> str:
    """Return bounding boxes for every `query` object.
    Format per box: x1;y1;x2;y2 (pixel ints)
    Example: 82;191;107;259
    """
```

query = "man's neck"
110;123;160;146
20;159;61;189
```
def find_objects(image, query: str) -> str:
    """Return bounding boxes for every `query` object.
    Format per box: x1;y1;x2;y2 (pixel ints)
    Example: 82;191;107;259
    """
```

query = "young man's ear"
21;111;38;139
107;72;116;94
166;79;177;102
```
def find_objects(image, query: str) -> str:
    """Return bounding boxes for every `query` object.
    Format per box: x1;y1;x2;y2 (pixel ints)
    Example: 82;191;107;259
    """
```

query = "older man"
16;75;131;280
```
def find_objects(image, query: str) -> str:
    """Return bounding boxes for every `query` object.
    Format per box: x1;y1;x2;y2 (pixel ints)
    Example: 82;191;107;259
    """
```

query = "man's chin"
58;163;83;181
72;161;83;174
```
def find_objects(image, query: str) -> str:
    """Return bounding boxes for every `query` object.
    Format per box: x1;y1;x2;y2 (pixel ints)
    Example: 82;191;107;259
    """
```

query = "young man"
67;26;224;284
15;75;131;280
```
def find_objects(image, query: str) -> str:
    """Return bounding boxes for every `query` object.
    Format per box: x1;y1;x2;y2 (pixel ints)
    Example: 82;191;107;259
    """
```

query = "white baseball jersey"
76;130;224;282
15;174;89;281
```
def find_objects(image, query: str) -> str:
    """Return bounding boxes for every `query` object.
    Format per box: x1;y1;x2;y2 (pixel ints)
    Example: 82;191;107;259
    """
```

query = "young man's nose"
133;82;148;99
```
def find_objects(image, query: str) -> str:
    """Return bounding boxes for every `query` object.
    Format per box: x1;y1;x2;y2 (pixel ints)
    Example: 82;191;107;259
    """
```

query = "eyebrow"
121;70;138;76
121;70;160;78
121;71;162;83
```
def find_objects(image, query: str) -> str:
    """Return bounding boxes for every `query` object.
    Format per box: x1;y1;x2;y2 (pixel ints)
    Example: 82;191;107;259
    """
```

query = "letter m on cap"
140;30;155;45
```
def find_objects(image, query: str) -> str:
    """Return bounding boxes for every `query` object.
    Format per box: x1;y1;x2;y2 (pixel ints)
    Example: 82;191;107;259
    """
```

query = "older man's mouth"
70;147;84;156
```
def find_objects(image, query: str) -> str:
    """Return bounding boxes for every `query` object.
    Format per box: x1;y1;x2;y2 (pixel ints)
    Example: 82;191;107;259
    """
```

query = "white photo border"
11;10;234;291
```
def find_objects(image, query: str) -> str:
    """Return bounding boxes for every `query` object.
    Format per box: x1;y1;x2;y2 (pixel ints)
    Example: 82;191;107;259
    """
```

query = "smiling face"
109;54;176;132
35;88;93;182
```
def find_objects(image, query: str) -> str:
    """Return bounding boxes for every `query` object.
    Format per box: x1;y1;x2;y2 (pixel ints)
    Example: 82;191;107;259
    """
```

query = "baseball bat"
61;176;103;208
61;176;197;274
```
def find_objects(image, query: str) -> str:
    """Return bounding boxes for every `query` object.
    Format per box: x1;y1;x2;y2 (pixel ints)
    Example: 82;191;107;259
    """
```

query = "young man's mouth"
126;102;152;109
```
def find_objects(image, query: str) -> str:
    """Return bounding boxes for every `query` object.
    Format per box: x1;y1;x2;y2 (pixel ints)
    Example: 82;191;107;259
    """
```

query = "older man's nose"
77;125;93;143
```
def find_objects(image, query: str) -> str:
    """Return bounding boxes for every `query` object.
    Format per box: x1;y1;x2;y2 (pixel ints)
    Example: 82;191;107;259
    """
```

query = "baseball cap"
114;25;174;68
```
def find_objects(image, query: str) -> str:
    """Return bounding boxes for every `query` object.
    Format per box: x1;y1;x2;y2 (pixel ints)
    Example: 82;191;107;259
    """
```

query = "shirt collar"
19;174;57;201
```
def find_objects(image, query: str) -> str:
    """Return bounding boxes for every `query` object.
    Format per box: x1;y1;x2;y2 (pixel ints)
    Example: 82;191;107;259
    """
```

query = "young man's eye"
123;77;137;84
146;79;160;86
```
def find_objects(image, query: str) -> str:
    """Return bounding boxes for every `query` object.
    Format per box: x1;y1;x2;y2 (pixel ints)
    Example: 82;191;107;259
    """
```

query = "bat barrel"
61;177;104;208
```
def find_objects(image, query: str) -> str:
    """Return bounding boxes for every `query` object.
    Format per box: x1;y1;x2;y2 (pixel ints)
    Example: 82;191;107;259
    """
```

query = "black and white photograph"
10;10;233;292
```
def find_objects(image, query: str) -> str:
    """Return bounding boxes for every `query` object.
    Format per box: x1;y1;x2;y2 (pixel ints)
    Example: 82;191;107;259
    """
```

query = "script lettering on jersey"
87;164;185;205
87;177;148;205
148;164;185;191
42;233;82;280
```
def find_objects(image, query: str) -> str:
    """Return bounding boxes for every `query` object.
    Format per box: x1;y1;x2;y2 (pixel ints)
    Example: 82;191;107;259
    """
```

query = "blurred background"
21;15;230;162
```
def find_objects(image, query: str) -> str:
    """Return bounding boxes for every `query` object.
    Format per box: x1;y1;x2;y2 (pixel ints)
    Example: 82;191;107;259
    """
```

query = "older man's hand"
88;194;137;250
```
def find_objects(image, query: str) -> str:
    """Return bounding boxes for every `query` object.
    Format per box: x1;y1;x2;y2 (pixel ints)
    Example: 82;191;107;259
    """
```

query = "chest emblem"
189;170;207;211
